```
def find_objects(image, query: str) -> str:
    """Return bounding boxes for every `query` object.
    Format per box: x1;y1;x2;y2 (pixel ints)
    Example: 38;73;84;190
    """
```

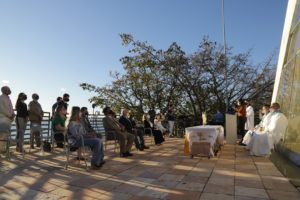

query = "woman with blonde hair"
67;106;105;169
154;114;168;135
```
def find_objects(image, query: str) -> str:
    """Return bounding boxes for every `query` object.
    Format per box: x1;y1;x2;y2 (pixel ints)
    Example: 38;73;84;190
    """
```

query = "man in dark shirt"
52;93;70;118
119;109;149;151
52;97;62;117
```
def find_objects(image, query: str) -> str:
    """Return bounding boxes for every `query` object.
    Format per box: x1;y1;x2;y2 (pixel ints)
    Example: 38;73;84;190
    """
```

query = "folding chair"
0;132;10;159
0;131;25;160
104;130;119;152
65;134;90;170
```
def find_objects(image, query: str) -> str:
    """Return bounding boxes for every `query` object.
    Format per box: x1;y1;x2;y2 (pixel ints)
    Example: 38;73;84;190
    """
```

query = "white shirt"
245;105;254;130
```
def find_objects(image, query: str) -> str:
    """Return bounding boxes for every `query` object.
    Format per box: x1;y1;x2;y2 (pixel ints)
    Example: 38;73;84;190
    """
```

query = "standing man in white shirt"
0;86;15;153
245;100;255;133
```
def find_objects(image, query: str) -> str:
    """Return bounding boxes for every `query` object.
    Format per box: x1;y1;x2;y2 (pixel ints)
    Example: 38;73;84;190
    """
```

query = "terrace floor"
1;137;300;200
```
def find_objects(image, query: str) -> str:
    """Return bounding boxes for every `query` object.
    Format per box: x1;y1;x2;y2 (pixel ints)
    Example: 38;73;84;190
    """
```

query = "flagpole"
222;0;228;112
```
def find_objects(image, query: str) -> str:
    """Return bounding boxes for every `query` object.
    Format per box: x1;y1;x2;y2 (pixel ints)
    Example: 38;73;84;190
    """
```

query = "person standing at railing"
0;86;15;153
51;97;62;118
28;93;43;149
51;93;70;117
15;92;29;153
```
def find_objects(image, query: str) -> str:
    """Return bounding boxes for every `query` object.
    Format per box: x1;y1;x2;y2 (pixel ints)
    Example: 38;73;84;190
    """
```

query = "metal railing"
9;113;107;143
10;112;51;143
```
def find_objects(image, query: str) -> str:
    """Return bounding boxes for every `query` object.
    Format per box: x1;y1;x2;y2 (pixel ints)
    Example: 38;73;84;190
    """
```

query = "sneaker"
100;160;106;166
143;145;150;149
139;147;144;151
91;164;102;170
120;153;128;157
238;140;246;146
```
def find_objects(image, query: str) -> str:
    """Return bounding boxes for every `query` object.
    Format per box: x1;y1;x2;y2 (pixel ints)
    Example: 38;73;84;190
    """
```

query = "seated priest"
247;102;288;156
242;104;272;146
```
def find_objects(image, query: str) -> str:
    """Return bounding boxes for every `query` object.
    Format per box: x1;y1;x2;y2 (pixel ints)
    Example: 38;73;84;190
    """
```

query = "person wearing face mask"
61;93;70;109
68;106;105;169
51;97;63;117
242;104;272;147
247;102;288;156
53;93;70;116
52;105;67;148
28;93;43;149
80;107;100;138
15;92;29;152
0;86;15;153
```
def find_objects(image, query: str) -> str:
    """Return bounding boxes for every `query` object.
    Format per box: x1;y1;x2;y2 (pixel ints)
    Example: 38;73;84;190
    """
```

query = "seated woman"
154;114;168;135
68;106;105;169
143;114;165;145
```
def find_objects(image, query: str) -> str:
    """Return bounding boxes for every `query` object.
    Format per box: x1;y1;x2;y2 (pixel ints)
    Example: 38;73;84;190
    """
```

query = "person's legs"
16;117;27;152
30;123;34;148
131;132;141;150
125;132;134;153
168;121;174;136
54;133;64;148
115;131;126;154
152;130;165;145
35;125;42;147
136;129;146;148
237;117;244;136
30;123;41;148
84;138;104;166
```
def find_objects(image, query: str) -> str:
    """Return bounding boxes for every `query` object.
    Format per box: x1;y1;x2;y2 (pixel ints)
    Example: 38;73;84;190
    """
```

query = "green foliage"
80;34;276;122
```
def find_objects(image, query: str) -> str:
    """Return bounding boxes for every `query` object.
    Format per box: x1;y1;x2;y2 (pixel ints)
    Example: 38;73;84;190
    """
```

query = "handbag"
43;141;52;152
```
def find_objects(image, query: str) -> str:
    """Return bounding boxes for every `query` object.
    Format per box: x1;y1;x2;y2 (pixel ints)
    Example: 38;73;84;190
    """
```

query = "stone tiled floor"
1;137;300;200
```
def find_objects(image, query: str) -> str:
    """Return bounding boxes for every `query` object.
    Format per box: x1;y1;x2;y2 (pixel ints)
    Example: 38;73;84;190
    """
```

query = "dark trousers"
237;117;246;137
152;130;165;145
132;128;146;149
54;132;64;147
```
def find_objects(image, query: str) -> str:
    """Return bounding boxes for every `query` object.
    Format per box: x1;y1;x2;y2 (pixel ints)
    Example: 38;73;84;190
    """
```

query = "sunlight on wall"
276;0;300;154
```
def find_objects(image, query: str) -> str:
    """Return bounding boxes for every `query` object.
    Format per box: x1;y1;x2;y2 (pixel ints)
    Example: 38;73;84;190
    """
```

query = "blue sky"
0;0;288;114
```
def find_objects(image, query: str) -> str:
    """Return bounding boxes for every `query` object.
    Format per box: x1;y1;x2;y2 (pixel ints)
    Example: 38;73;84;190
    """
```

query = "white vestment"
245;106;254;130
248;112;288;156
242;112;273;146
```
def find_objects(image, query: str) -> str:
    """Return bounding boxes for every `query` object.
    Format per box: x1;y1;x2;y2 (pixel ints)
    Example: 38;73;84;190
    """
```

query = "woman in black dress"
143;114;164;145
